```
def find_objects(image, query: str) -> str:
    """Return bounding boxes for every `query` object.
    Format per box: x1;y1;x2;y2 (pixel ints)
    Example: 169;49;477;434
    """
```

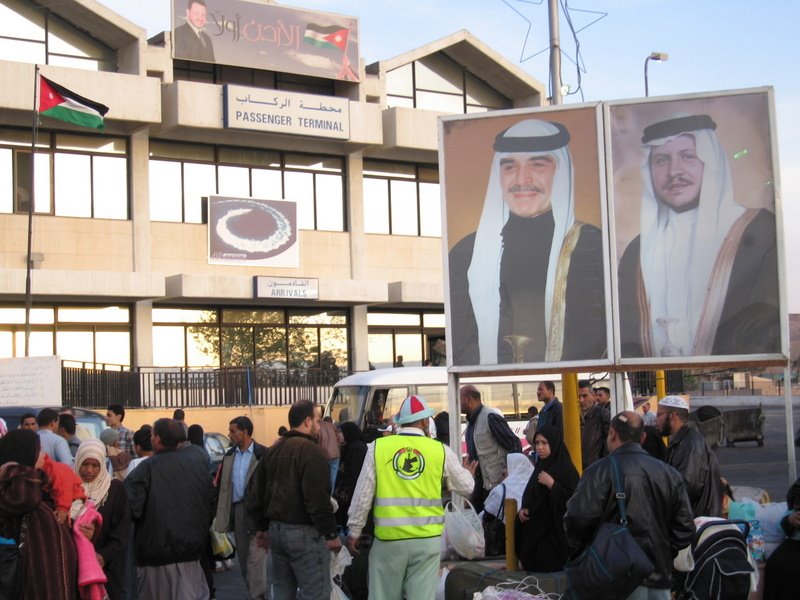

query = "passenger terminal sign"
171;0;360;82
224;85;350;139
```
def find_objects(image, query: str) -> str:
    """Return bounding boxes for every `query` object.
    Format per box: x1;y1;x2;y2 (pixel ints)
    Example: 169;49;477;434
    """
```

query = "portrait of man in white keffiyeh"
614;93;781;359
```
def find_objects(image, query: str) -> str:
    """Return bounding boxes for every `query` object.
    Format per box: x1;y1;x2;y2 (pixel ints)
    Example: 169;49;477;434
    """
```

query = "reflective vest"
373;434;445;541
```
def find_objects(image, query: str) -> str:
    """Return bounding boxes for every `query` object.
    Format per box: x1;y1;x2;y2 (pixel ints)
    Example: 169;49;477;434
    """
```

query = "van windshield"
326;385;368;425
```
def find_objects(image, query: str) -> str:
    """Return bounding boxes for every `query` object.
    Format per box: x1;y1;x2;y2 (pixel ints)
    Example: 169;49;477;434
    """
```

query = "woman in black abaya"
515;425;579;572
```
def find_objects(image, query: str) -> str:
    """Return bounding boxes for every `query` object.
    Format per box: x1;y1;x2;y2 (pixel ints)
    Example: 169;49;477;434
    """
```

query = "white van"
324;366;632;446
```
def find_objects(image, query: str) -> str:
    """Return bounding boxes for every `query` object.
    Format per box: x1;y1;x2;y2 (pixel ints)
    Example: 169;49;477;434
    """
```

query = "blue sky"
99;0;799;311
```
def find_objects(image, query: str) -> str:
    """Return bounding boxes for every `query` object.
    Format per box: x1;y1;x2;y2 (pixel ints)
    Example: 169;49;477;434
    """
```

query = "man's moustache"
666;176;693;187
509;184;545;194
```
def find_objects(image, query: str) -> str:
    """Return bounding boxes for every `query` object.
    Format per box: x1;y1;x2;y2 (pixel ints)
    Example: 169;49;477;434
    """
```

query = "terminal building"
0;0;544;382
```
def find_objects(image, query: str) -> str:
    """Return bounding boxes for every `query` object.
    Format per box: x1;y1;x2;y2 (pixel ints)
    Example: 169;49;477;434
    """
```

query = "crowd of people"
0;389;798;600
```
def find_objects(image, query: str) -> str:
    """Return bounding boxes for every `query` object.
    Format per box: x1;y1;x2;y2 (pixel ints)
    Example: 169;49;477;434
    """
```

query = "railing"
62;365;351;409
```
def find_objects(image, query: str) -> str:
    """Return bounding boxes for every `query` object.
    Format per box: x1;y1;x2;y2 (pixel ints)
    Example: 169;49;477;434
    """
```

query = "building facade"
0;0;543;377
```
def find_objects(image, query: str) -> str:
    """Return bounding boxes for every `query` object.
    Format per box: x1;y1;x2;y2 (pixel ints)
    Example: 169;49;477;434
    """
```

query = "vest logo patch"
392;447;425;480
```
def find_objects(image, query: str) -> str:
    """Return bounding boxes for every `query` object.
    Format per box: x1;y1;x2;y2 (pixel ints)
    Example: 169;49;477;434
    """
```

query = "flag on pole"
37;75;108;130
303;24;349;51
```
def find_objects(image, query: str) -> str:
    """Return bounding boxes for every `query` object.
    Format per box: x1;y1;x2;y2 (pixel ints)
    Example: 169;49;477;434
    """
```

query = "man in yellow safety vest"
347;394;476;600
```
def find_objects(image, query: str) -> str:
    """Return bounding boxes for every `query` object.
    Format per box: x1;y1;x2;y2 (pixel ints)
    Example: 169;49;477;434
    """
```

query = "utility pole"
548;0;562;105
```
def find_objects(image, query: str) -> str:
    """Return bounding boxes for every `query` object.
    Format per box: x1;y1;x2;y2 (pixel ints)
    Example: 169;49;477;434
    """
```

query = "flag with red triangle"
38;75;108;130
303;24;349;51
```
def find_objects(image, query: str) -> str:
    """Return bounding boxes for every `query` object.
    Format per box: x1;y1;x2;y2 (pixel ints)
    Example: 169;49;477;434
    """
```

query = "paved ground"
212;559;248;600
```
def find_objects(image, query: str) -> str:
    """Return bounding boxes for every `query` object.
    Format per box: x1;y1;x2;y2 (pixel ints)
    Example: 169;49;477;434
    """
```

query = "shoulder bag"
563;455;654;600
483;484;506;557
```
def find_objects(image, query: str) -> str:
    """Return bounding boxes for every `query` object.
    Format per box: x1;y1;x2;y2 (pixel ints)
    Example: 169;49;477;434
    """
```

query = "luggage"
444;561;568;600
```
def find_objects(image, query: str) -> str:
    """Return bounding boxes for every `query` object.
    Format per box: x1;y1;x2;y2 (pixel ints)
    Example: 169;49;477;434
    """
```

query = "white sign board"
0;356;61;407
224;85;350;139
255;276;319;299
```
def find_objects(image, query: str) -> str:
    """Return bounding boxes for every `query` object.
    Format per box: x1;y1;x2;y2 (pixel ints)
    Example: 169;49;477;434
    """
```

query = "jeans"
268;522;330;600
329;457;340;490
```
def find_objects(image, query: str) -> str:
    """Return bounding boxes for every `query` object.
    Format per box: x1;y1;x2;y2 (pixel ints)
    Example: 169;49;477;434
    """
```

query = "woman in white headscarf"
481;452;534;524
74;439;130;600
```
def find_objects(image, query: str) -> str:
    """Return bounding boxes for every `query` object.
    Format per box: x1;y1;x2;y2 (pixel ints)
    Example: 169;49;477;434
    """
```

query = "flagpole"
24;65;40;357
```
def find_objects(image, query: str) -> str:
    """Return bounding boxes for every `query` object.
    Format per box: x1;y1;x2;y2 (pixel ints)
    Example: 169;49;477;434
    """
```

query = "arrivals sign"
171;0;359;82
254;276;319;300
224;85;350;139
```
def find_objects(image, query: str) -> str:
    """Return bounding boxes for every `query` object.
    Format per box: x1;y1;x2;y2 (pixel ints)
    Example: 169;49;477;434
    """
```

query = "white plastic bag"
444;498;485;560
330;547;353;599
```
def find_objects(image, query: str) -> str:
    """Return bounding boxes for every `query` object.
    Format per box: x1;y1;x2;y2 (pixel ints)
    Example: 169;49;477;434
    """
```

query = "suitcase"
444;561;568;599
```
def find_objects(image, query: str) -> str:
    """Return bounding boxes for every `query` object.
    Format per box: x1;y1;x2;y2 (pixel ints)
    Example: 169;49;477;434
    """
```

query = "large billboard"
441;105;612;372
208;196;299;267
441;88;787;373
171;0;360;82
606;88;785;365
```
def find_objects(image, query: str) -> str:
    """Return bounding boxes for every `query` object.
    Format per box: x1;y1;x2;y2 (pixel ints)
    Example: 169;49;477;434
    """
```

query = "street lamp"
644;52;669;97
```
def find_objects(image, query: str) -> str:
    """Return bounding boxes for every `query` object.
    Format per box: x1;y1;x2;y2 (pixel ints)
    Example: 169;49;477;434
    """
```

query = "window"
152;307;349;371
0;128;128;219
386;53;511;114
366;310;446;368
363;161;440;236
148;142;346;231
0;304;131;367
0;0;115;72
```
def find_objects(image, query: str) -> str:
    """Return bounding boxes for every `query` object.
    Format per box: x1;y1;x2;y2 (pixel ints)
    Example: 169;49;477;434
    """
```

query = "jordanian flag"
38;76;108;130
303;24;349;51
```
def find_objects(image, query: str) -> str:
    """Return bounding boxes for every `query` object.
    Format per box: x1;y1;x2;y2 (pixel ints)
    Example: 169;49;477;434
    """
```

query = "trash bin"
688;405;724;449
723;405;764;447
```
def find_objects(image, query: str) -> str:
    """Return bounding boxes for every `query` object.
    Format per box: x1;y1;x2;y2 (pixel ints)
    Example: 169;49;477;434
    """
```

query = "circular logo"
392;447;426;480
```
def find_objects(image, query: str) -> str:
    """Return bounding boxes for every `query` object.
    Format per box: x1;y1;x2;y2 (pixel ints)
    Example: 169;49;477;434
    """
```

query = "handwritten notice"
254;276;319;300
224;85;350;140
0;356;62;407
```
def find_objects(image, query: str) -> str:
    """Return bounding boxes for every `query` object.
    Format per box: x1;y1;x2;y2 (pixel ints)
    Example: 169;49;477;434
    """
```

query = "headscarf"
639;114;743;356
339;421;364;445
0;429;40;467
523;425;579;516
187;424;205;447
74;439;112;508
468;119;576;364
483;452;534;522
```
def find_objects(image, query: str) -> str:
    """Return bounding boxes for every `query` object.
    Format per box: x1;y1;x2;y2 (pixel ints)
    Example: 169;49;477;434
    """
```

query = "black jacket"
564;443;695;588
125;444;212;566
665;423;722;517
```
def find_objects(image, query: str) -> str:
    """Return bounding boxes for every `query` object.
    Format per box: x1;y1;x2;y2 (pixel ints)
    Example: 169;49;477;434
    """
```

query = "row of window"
0;129;441;236
0;305;445;370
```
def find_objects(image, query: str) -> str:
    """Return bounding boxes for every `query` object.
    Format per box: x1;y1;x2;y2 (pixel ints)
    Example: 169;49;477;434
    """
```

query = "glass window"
14;152;52;213
418;181;441;237
289;310;347;325
315;173;343;232
256;327;286;368
95;331;130;366
466;73;509;108
423;313;445;328
415;90;464;113
152;326;186;367
320;327;348;369
0;331;11;357
285;154;343;173
251;168;282;200
54;153;91;217
363;178;389;234
416;384;448;414
283;171;314;230
363;161;415;179
153;308;217;323
385;63;413;97
184;162;216;224
58;307;129;323
219;147;280;167
288;327;318;369
223;309;283;324
149;160;182;222
0;1;45;40
367;333;393;370
390;179;418;236
367;313;421;326
386;95;414;109
394;333;423;367
150;141;214;161
0;148;11;213
222;326;253;366
0;37;44;63
57;135;126;154
218;165;250;197
56;330;94;364
187;325;220;367
0;307;54;324
93;156;127;219
415;55;462;94
16;330;53;356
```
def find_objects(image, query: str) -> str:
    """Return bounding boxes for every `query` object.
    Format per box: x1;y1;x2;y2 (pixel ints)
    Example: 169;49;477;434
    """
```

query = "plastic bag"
728;500;757;522
210;529;234;559
444;498;485;560
747;520;765;562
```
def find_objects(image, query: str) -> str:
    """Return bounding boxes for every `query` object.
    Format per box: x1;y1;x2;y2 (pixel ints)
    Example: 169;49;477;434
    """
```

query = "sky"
98;0;800;312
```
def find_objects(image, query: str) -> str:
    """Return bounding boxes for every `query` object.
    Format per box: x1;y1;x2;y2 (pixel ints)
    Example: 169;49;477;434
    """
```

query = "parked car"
204;431;231;475
0;406;107;440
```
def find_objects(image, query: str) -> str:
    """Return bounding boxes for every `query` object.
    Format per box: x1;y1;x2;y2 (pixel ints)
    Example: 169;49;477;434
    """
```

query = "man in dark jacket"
248;400;342;599
657;395;723;517
564;412;695;598
125;417;212;600
214;416;268;599
578;380;609;470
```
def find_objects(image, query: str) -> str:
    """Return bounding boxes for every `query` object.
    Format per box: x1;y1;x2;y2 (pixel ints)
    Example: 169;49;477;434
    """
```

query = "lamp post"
644;52;669;97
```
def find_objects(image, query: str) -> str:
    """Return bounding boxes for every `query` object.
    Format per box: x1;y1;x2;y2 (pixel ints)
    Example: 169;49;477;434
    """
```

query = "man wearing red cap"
347;395;476;600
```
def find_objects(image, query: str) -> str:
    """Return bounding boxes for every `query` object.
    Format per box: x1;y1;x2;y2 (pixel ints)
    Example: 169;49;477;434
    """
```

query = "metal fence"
63;365;351;409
